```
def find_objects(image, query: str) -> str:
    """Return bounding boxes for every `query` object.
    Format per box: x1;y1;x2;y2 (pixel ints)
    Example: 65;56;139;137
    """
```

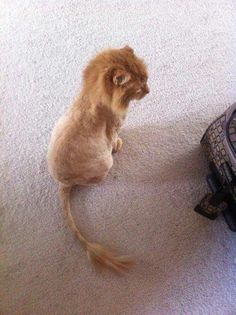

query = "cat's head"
106;46;149;102
83;46;149;106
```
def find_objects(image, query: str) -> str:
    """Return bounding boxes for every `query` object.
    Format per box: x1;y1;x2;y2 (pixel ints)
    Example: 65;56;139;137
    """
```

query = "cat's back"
47;102;112;183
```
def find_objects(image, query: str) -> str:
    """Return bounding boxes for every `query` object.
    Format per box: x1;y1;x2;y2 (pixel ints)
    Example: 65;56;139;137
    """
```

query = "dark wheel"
194;193;219;220
223;203;236;231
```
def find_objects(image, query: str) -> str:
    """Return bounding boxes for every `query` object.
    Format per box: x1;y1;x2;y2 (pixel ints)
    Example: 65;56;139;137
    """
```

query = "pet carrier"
195;102;236;231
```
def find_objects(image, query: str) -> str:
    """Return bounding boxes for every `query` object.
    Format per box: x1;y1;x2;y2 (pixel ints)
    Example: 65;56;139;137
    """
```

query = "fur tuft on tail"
86;242;133;272
59;184;133;273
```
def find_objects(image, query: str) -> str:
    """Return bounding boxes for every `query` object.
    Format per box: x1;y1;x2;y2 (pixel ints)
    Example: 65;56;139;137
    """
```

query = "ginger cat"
47;46;149;272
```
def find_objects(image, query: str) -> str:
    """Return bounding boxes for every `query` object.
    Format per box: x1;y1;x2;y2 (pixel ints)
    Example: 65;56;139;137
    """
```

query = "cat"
47;46;149;272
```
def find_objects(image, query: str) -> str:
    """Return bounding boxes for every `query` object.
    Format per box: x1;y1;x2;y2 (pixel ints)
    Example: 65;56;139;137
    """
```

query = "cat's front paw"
112;137;123;153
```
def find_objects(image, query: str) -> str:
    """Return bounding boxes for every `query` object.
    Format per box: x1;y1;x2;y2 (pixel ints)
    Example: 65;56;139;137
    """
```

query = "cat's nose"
143;85;149;94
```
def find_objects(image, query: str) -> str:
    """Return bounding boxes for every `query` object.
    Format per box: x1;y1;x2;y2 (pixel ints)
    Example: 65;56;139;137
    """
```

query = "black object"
194;103;236;231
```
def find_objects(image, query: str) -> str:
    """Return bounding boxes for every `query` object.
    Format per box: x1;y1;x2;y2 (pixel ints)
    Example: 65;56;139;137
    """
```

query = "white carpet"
1;1;236;314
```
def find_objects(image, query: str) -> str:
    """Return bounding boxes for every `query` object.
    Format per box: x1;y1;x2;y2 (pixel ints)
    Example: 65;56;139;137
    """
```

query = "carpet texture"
1;1;236;314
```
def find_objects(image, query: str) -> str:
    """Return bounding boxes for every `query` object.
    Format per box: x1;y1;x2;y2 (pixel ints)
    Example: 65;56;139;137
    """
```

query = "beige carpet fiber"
1;1;236;314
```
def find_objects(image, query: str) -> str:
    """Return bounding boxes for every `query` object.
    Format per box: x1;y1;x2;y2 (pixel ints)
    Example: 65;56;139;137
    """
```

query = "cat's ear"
122;45;134;54
113;69;131;86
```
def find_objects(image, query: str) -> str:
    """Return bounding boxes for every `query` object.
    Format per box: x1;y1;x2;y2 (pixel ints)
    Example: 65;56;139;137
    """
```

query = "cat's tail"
59;184;133;273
